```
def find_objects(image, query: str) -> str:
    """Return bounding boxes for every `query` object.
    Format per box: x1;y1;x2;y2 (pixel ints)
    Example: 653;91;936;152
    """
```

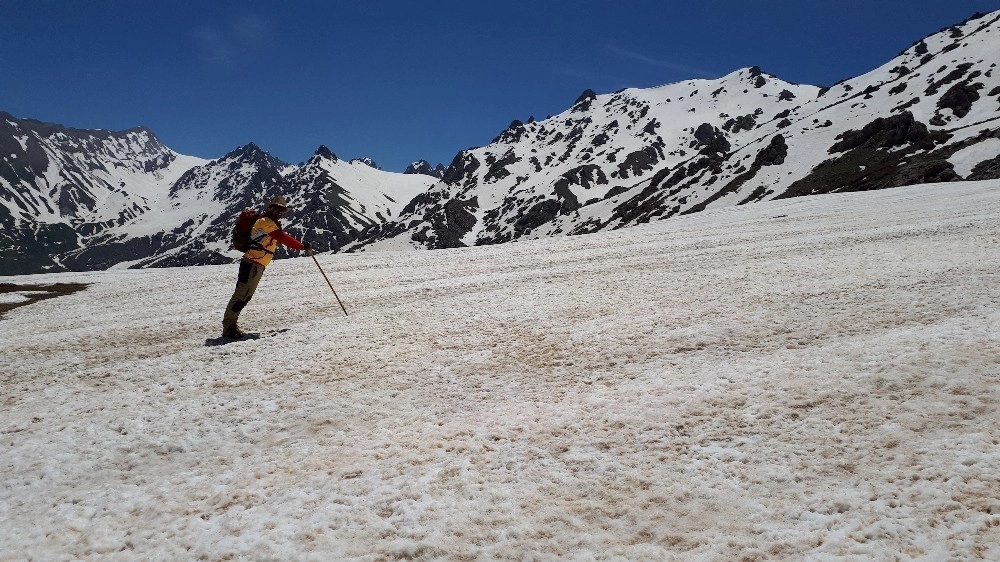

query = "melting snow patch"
950;137;1000;177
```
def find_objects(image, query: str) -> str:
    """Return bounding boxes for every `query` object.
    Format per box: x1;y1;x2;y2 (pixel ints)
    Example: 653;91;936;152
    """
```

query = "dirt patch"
0;283;88;319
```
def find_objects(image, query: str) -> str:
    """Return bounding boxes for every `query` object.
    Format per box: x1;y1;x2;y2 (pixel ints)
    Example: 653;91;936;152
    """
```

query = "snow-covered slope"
352;10;1000;251
2;179;998;559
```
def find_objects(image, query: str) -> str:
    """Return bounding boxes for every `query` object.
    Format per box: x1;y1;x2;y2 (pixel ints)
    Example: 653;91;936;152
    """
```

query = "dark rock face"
748;66;767;88
573;89;598;112
753;135;788;167
562;164;608;189
552;178;581;213
694;123;716;145
227;143;289;169
780;113;957;199
937;82;983;118
484;150;520;183
426;197;478;248
889;82;909;95
140;248;232;268
889;160;959;186
694;124;731;156
400;190;442;217
616;145;663;179
968;155;1000;180
493;120;527;144
0;215;78;276
723;114;757;133
285;170;363;253
925;63;973;96
515;199;562;234
680;134;788;214
442;152;481;185
829;112;936;153
444;198;477;233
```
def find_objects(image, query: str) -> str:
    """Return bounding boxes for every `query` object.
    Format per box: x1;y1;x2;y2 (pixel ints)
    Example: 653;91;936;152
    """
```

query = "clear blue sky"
2;1;996;171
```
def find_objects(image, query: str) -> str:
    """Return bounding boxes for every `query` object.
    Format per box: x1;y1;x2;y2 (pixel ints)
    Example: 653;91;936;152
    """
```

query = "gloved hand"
303;242;314;255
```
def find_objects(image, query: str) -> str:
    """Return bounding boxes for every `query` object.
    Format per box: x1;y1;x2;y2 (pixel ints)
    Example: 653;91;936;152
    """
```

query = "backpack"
232;209;261;251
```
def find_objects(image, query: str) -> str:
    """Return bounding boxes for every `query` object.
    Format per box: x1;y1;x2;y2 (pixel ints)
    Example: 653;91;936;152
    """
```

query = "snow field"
2;180;1000;560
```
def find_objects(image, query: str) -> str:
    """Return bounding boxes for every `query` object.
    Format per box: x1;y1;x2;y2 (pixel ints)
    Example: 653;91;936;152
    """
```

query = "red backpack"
232;209;261;251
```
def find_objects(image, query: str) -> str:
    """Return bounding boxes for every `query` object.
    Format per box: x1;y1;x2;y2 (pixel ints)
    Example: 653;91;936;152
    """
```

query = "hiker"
222;196;311;338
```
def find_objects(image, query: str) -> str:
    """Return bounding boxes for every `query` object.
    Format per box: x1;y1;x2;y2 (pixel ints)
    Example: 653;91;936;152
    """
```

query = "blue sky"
2;1;997;172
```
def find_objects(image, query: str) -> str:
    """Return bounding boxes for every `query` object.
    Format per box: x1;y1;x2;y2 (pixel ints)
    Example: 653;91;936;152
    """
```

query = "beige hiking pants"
223;259;265;330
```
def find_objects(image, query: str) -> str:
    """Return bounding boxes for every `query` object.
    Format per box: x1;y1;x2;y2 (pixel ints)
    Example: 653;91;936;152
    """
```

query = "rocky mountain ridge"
404;160;447;178
348;10;1000;252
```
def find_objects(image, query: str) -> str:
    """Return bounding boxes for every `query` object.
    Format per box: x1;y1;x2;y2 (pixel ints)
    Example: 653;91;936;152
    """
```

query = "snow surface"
0;292;47;305
2;181;999;560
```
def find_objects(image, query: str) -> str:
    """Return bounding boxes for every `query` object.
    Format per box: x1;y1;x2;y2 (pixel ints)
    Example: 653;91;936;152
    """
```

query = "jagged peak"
575;89;597;105
221;142;287;168
122;125;156;136
737;66;774;88
404;159;446;178
351;157;379;169
572;89;599;113
313;145;338;161
225;142;264;158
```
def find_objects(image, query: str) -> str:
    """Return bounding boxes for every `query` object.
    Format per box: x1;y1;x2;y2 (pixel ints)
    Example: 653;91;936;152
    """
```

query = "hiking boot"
222;325;246;339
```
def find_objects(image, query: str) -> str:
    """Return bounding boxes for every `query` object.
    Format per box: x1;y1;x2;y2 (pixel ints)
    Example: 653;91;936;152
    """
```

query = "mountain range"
0;119;437;275
3;10;1000;275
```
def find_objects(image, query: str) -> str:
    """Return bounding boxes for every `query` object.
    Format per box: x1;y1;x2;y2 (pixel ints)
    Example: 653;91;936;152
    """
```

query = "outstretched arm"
269;229;305;251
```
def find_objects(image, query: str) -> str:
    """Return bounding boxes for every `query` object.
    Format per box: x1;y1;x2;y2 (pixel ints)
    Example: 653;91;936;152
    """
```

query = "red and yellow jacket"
244;216;305;267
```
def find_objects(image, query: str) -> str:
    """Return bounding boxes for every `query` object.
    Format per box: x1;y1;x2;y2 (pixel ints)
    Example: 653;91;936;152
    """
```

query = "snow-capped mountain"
0;111;206;274
282;147;446;252
0;117;437;275
350;10;1000;251
64;142;295;270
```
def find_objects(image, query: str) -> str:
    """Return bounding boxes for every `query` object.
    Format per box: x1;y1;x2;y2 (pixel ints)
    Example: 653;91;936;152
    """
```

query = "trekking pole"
310;251;348;316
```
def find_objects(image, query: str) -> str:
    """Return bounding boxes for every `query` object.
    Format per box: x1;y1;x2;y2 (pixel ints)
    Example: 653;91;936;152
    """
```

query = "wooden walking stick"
310;251;348;316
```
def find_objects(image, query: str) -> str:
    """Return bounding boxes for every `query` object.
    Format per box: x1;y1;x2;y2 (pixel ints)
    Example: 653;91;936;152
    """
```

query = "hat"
267;195;288;209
